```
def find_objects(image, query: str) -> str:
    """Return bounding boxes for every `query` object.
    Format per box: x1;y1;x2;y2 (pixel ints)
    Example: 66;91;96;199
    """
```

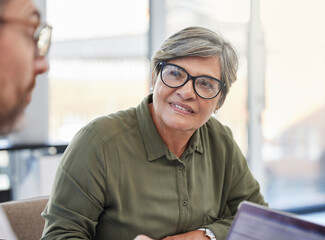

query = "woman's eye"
170;70;181;77
197;79;215;89
201;81;212;87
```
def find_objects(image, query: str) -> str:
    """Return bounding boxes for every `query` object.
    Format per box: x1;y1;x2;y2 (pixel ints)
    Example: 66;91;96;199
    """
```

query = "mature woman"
42;26;267;240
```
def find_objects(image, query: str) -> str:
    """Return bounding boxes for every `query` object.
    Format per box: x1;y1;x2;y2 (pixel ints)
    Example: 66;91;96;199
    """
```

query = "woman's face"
151;56;222;135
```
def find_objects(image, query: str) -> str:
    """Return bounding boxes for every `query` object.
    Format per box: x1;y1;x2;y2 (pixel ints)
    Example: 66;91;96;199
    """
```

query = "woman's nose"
176;79;197;100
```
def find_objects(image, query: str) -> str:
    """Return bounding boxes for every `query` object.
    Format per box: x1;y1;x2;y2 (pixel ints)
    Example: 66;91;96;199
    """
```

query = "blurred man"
0;0;51;238
0;0;51;135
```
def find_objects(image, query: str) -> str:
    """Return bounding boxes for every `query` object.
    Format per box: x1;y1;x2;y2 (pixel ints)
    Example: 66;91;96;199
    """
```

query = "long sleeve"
42;125;107;239
40;95;268;240
201;126;267;239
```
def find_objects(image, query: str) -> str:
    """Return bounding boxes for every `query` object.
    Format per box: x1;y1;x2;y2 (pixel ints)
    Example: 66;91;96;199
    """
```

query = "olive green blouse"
42;94;266;240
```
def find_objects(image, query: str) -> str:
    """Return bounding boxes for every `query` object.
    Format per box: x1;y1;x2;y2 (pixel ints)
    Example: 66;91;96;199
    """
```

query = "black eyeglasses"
0;18;52;57
159;62;225;99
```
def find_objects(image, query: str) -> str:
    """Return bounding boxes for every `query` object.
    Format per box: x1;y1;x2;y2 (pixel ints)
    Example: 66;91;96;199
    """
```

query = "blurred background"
0;0;324;225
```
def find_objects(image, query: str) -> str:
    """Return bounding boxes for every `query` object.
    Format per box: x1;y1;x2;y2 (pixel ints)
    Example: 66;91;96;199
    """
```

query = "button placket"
178;165;187;207
175;161;190;232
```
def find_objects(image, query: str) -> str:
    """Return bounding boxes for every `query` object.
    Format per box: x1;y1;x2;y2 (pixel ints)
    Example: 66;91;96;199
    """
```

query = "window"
261;0;325;209
47;0;150;141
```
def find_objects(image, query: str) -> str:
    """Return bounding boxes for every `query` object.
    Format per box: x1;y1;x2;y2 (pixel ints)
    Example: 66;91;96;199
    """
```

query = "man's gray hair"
151;26;238;107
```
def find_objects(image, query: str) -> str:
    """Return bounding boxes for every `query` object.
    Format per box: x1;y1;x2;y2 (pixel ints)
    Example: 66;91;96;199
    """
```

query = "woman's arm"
42;125;107;239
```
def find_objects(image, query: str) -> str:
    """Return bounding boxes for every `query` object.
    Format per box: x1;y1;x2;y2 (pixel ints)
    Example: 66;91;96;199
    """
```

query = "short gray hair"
151;26;238;107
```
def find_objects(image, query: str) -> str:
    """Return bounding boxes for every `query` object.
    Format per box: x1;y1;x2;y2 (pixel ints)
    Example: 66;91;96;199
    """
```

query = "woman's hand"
134;230;209;240
161;230;209;240
134;235;155;240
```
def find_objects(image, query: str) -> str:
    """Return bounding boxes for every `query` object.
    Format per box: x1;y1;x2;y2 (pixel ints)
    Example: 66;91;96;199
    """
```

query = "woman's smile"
170;101;194;114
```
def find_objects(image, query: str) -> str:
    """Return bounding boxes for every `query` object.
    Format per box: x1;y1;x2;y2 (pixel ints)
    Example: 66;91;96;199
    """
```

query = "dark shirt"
42;94;266;240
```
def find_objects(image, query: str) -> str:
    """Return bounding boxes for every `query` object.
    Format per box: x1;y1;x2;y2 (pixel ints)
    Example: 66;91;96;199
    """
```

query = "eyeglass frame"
0;17;52;57
158;62;226;99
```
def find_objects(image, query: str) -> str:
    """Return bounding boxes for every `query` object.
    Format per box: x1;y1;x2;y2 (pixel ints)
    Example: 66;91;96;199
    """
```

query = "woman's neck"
160;127;193;158
149;103;194;158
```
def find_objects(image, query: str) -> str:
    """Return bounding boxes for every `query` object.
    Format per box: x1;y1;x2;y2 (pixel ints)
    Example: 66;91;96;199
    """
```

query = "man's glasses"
159;62;225;99
0;18;52;57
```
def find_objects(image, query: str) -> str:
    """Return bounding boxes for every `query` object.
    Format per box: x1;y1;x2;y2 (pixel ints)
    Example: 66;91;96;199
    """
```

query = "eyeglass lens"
35;24;52;57
0;18;52;57
161;63;223;99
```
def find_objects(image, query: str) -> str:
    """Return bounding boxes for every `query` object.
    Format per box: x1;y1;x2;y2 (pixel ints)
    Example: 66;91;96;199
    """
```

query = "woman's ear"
214;106;219;114
150;71;157;91
215;98;225;111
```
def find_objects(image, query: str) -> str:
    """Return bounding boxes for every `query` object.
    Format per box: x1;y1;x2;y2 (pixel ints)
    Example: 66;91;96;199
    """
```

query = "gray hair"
151;26;238;107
